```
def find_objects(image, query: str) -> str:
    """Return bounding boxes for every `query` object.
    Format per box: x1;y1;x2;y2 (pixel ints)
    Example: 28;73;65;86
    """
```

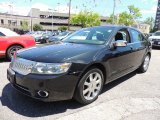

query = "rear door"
129;29;147;67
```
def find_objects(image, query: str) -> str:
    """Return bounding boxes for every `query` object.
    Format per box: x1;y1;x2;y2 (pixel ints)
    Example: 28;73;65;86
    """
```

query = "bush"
33;24;43;31
58;26;68;31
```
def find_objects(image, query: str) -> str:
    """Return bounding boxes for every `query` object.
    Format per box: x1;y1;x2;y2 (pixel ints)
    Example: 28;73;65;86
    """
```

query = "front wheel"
74;68;104;105
138;54;150;73
7;45;23;60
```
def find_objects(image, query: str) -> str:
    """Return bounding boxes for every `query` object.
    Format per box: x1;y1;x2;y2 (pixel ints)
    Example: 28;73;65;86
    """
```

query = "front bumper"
7;68;80;102
152;41;160;47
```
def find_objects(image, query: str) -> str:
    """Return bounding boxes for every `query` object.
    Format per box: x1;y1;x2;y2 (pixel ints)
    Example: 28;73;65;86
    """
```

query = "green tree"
106;14;119;24
144;17;154;32
71;11;101;28
33;24;43;31
119;12;134;26
107;5;142;26
21;21;29;31
128;5;142;20
58;26;68;31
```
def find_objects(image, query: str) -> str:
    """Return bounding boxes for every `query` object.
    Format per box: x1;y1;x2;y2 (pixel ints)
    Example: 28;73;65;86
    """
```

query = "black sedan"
7;26;152;104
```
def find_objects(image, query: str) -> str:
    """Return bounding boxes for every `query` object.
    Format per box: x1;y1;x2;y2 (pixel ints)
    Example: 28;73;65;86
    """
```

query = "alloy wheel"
143;55;150;71
82;72;102;101
9;46;22;58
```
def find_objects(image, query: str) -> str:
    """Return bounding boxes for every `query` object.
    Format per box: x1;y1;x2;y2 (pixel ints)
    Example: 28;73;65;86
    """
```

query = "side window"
0;32;5;37
130;29;143;42
114;29;131;43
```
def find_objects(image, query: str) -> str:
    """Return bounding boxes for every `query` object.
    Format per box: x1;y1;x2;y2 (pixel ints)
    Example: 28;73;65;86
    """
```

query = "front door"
107;28;135;81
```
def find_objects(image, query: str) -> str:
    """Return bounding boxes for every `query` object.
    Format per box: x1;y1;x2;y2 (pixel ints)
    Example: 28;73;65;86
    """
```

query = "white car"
149;31;160;47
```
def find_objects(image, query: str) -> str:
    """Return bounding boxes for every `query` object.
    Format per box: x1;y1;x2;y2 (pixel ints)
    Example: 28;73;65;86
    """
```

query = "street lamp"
112;0;121;24
8;4;13;30
48;8;54;32
68;0;71;30
29;0;32;32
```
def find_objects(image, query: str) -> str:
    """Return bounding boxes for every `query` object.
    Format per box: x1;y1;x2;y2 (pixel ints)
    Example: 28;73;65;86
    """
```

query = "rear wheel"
7;45;23;60
138;54;150;73
74;68;104;104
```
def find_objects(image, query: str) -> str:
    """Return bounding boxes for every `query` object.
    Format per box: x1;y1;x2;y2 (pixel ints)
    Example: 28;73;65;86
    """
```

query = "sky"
0;0;158;20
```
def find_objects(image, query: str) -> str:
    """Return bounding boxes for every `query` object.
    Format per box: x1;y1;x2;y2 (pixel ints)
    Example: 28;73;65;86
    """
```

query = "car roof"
91;25;136;30
85;25;141;33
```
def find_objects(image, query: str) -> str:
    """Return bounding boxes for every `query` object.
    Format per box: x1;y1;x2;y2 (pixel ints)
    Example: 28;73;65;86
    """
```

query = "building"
132;23;150;33
0;8;108;31
0;13;31;31
154;0;160;30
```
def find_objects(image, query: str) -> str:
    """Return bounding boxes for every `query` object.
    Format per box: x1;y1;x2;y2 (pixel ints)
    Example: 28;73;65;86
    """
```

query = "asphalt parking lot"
0;49;160;120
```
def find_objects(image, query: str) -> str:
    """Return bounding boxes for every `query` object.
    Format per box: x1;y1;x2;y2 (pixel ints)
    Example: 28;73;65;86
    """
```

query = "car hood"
17;42;105;63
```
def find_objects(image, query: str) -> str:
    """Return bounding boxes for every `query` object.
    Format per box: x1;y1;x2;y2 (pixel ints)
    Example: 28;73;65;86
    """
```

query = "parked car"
32;31;44;38
0;27;36;60
47;31;72;43
7;26;151;104
149;31;160;47
35;31;59;43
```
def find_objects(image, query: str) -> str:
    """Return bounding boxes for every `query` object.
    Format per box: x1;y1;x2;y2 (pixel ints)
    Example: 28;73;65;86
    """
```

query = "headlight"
40;37;44;39
31;63;71;74
148;38;152;41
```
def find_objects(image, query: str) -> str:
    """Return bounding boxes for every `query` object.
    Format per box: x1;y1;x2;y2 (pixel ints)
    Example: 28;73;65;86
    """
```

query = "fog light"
37;90;49;98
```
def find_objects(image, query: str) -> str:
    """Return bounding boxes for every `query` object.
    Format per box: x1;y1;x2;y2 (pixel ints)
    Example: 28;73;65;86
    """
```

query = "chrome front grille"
11;58;36;75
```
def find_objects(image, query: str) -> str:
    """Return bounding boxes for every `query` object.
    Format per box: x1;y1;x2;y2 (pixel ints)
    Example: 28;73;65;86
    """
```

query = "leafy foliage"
119;12;134;26
143;17;154;32
33;24;43;31
71;11;101;28
21;21;29;31
107;5;142;26
106;14;118;24
58;26;68;31
128;5;142;20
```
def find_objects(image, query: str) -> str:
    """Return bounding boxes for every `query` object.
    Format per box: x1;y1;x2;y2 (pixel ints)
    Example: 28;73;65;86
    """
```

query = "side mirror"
113;40;127;47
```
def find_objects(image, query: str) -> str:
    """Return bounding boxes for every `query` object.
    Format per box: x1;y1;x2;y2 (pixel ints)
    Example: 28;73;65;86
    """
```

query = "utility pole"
112;0;116;24
112;0;121;25
48;8;54;32
8;4;13;30
68;0;71;30
30;0;33;32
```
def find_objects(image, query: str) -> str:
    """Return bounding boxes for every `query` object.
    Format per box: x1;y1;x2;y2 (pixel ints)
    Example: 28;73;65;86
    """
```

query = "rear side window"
130;29;143;42
0;32;5;36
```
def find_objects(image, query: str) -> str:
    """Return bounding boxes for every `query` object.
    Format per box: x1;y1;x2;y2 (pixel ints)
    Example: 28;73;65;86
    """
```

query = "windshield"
63;27;114;45
154;32;160;36
1;28;19;36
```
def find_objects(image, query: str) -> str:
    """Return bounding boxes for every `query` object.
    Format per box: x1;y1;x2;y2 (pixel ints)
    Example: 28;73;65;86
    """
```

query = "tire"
74;68;104;105
138;54;150;73
7;45;23;60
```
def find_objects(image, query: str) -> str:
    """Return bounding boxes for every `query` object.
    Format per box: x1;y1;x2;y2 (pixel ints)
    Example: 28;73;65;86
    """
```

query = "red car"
0;27;36;60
